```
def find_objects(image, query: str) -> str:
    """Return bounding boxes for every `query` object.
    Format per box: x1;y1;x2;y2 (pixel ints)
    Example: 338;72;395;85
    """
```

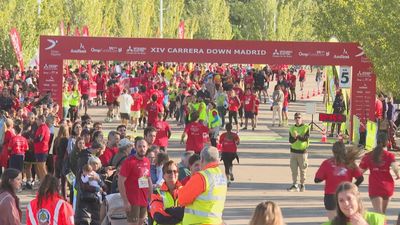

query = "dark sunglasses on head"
166;170;178;175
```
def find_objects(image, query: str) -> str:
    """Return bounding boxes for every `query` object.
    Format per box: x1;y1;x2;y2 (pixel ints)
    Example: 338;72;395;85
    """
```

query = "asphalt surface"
18;71;400;225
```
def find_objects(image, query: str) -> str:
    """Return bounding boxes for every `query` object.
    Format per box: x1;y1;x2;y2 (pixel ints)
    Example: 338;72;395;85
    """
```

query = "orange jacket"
150;181;184;224
27;194;74;225
177;162;219;206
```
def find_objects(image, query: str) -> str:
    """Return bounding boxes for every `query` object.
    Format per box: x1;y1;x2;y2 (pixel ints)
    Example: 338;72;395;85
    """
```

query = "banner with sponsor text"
10;28;24;72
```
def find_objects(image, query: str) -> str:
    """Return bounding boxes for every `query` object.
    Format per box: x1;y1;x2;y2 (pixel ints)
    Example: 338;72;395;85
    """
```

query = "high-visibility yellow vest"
182;167;227;225
69;90;80;106
208;109;221;128
198;102;207;122
154;189;181;225
289;124;310;151
322;211;386;225
62;91;70;108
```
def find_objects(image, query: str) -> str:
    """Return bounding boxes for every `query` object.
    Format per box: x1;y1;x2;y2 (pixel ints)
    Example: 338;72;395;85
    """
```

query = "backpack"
101;193;127;225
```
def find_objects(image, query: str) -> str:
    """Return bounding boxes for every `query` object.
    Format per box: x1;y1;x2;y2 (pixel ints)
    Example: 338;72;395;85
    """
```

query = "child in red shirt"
8;125;28;172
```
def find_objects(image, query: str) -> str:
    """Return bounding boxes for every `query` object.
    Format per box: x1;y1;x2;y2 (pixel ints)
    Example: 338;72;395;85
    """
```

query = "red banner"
178;20;185;39
39;36;376;131
9;28;24;72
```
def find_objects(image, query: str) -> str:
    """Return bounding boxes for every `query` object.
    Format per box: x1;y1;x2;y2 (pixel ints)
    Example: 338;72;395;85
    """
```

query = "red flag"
75;27;80;36
82;25;89;37
60;21;65;36
9;28;24;72
178;20;185;39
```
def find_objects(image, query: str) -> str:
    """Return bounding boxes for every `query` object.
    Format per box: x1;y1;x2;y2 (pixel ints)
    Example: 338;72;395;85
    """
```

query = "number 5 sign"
339;66;351;88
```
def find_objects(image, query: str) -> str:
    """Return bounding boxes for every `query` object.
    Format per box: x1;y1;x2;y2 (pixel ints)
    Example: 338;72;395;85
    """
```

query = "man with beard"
118;138;152;225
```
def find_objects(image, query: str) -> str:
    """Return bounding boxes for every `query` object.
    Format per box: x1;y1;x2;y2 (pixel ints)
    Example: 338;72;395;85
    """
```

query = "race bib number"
138;177;149;188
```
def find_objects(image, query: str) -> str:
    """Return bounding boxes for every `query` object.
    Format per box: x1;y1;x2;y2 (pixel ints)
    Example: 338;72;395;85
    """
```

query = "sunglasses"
295;117;301;119
166;170;178;175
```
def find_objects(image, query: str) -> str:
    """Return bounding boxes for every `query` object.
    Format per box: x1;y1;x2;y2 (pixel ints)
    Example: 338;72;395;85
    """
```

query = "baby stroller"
101;193;127;225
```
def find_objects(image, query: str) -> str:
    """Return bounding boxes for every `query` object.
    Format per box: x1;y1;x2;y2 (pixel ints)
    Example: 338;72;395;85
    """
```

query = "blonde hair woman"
249;201;284;225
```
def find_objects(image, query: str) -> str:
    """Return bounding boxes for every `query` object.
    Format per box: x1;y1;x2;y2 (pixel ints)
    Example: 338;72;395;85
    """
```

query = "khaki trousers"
290;152;308;185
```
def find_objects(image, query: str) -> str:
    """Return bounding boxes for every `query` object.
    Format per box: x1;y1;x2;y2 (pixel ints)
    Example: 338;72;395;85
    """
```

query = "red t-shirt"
283;90;289;107
130;77;140;88
243;94;256;112
290;74;296;88
34;124;50;154
131;93;143;111
99;146;118;166
375;99;383;119
359;150;396;197
228;96;240;111
219;132;240;153
140;92;149;110
96;76;106;91
146;102;163;126
9;135;29;155
315;159;362;194
298;69;306;79
79;79;90;95
106;88;115;103
233;87;244;102
184;122;209;153
119;156;151;206
244;75;254;85
153;120;170;147
113;85;121;99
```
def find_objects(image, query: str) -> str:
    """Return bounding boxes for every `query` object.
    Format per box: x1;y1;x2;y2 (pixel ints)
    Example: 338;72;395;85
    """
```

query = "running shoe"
287;184;299;192
299;184;305;192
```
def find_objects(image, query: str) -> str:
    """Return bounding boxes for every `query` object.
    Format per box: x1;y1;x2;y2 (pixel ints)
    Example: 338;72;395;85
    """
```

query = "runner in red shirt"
359;133;400;214
244;72;254;89
34;115;50;181
282;86;289;126
118;138;151;225
79;73;90;114
8;125;28;172
228;89;241;133
0;119;15;169
219;123;240;184
181;111;209;154
233;82;245;126
105;81;116;122
298;67;306;91
242;88;256;131
95;72;106;106
130;87;143;132
289;71;297;101
314;142;364;219
153;113;171;152
145;94;163;127
139;86;150;128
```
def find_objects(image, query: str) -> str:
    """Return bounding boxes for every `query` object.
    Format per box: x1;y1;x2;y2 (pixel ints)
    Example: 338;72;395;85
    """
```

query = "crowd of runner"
0;61;398;225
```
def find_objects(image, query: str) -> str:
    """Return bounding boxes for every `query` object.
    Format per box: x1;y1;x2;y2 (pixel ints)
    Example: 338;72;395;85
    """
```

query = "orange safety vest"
27;195;75;225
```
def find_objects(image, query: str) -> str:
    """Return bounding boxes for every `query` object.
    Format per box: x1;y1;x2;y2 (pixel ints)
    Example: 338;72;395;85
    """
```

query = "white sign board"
305;103;317;114
339;66;351;89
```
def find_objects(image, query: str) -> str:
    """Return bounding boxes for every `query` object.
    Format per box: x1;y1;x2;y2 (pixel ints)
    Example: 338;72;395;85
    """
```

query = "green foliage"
314;0;400;98
0;0;398;98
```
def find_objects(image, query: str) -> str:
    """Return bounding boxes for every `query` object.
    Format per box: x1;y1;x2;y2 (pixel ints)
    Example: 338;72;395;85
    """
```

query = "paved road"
18;70;400;225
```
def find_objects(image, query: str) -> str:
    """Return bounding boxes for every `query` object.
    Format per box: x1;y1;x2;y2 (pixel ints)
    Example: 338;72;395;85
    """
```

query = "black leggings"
221;152;236;176
228;111;238;125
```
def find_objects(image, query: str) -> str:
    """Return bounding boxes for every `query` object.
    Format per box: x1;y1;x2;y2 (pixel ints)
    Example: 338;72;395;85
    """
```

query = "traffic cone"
321;129;327;143
312;89;316;96
301;92;304;99
306;90;310;99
